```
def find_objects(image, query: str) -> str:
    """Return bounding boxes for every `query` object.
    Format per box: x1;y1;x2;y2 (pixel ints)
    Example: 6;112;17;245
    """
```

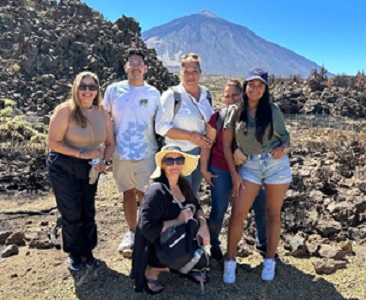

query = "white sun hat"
150;145;200;179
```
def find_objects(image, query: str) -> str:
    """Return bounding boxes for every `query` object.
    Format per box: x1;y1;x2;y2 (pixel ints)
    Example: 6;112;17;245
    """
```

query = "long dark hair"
236;81;273;143
153;170;198;205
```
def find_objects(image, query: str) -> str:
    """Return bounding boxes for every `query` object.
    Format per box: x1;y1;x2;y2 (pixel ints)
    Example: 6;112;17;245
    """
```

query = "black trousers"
47;152;98;255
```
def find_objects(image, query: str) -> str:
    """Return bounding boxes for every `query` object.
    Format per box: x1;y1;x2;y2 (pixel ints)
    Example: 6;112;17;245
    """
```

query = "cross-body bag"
154;186;208;272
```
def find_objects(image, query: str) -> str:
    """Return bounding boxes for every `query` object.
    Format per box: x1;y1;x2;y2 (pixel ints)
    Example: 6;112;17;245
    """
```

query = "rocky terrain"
0;168;365;300
0;0;179;118
0;0;365;299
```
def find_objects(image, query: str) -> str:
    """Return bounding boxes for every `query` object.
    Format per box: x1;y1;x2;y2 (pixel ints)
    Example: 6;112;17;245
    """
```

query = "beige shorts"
112;155;156;193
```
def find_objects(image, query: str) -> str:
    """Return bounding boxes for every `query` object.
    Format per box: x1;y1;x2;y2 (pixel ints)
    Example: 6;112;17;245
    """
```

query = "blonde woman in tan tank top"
48;71;114;271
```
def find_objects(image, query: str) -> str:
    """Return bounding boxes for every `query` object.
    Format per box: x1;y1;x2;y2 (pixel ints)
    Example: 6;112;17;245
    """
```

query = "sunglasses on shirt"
163;157;185;166
78;84;98;91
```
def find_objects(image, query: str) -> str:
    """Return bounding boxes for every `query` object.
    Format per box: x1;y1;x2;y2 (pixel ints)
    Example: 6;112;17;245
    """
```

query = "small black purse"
155;217;200;271
155;198;208;272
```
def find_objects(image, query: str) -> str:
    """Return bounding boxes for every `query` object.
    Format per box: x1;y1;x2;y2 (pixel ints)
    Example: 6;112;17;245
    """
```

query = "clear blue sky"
82;0;365;75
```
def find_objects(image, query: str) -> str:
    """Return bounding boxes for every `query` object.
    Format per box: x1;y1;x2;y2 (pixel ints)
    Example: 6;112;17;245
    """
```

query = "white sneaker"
223;259;236;284
118;231;135;252
261;258;276;281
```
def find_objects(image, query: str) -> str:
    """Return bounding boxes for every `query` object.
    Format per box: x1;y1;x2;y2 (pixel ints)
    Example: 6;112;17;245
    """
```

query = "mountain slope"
142;10;320;77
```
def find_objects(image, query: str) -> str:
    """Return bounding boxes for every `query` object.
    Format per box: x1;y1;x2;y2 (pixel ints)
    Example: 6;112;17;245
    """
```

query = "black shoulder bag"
155;197;208;272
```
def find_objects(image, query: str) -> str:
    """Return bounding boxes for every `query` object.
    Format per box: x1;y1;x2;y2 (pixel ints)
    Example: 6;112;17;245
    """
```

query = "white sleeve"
155;89;175;136
103;85;113;113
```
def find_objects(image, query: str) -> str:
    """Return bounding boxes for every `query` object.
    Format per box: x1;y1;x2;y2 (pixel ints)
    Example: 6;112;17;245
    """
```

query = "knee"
123;189;137;201
266;210;281;223
61;210;82;226
82;211;96;223
230;209;246;223
210;204;227;219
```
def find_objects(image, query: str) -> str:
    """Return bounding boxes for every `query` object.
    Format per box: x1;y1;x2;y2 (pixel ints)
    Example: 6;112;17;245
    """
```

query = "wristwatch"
101;159;111;166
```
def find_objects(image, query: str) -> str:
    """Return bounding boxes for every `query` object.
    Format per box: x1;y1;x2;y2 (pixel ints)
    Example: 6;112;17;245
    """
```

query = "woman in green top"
222;68;292;283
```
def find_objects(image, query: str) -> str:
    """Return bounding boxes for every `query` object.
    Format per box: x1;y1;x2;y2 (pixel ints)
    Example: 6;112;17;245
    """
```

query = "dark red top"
208;112;229;171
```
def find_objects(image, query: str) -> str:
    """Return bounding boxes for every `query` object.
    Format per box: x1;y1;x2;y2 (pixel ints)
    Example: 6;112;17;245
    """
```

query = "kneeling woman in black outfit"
132;145;210;294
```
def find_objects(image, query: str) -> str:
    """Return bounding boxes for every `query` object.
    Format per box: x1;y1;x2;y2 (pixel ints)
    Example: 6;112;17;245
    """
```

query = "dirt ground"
0;172;365;300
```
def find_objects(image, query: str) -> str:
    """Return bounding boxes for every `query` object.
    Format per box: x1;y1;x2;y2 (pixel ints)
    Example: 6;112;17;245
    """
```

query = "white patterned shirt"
104;80;160;160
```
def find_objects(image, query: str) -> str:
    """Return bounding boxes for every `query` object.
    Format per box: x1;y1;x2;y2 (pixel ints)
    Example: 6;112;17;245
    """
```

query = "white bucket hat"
150;145;200;179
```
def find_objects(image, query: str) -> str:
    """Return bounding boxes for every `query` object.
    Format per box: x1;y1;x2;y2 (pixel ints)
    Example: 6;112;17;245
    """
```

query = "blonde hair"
54;71;102;128
224;79;243;93
180;52;201;71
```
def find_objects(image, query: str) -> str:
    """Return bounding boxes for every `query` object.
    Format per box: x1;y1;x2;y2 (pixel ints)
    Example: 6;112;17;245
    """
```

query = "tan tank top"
64;106;107;151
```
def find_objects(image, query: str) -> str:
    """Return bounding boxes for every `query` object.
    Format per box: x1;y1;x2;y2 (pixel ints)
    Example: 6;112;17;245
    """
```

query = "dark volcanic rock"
318;244;345;259
284;232;308;257
1;244;19;258
0;0;179;117
313;258;347;275
316;221;342;237
0;0;179;194
5;232;26;247
0;231;13;245
29;238;54;249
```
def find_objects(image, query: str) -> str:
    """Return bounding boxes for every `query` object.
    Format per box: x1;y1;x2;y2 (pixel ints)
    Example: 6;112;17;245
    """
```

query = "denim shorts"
238;153;292;185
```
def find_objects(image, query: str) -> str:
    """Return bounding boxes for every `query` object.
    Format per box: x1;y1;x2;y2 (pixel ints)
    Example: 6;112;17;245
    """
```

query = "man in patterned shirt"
104;49;160;252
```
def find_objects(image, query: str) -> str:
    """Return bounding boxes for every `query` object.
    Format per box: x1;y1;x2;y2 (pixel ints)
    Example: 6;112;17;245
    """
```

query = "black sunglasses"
182;54;199;59
78;84;98;91
163;157;185;166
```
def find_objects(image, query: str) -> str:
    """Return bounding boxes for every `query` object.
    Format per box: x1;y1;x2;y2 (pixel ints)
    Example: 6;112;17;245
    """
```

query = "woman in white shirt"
155;53;213;197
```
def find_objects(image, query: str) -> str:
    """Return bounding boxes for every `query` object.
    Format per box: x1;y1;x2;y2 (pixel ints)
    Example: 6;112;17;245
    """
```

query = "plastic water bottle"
89;157;100;184
179;246;205;274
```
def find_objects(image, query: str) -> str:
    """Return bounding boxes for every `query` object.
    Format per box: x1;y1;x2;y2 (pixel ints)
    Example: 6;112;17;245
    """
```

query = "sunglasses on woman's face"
163;157;185;166
78;84;98;91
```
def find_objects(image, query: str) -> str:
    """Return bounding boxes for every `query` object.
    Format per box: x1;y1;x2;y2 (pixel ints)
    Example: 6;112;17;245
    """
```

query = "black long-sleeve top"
131;180;201;292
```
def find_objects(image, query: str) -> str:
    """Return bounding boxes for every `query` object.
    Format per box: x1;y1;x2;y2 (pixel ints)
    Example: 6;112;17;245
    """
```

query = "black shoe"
83;251;97;269
210;245;224;261
255;244;279;260
68;254;85;271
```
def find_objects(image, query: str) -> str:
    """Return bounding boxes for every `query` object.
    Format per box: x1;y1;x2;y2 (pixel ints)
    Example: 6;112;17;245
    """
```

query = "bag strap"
215;106;228;142
170;86;182;118
156;182;197;216
170;86;212;120
171;194;196;216
202;86;212;106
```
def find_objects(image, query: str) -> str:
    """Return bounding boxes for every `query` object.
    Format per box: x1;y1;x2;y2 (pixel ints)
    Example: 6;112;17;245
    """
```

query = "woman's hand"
271;147;285;159
232;172;245;197
196;223;210;246
201;170;218;186
233;148;247;165
190;132;212;148
82;149;102;160
94;161;107;173
177;208;193;223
